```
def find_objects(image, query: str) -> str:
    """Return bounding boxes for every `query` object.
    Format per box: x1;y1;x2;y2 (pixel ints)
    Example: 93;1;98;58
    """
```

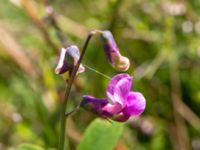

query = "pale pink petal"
77;64;85;74
55;48;68;74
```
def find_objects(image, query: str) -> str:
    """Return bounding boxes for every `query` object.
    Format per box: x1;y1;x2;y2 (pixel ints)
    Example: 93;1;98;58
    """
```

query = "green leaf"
77;119;124;150
16;143;44;150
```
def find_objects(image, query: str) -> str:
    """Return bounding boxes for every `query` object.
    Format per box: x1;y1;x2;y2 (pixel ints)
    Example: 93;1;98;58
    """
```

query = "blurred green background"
0;0;200;149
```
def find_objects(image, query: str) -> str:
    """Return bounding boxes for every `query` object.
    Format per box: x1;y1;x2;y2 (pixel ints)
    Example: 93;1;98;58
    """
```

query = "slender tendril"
58;31;96;150
84;64;111;79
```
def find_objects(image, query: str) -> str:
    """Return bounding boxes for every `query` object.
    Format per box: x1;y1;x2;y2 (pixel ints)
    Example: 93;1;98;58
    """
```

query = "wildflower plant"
82;73;145;122
55;30;146;150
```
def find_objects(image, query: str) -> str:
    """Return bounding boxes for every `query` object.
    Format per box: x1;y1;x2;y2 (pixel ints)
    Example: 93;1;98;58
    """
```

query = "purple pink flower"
55;45;85;79
101;31;130;71
81;73;146;122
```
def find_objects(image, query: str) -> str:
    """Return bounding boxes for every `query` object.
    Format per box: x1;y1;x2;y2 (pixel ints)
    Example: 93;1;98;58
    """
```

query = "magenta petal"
106;73;132;102
112;77;132;106
102;102;122;116
123;92;146;116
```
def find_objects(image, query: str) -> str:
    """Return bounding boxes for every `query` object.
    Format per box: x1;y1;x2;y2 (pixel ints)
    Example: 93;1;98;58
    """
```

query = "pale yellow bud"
113;55;130;71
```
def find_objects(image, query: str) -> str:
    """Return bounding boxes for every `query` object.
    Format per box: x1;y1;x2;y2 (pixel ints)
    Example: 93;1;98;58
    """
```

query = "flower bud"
101;31;130;71
55;45;85;79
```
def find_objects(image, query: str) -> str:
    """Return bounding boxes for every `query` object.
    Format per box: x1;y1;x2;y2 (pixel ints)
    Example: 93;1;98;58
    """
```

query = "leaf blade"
77;119;124;150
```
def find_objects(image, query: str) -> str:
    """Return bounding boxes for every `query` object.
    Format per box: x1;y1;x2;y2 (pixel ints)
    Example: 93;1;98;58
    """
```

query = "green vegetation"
0;0;200;149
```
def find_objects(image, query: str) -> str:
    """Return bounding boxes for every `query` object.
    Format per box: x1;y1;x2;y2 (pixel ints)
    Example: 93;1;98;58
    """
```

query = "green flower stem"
58;30;98;150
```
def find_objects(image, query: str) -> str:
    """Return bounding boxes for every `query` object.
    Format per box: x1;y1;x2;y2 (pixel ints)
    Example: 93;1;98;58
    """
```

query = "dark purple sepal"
81;95;108;115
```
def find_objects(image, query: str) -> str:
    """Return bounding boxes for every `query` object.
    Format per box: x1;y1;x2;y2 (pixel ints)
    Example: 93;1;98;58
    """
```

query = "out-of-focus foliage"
15;143;44;150
0;0;200;150
77;119;123;150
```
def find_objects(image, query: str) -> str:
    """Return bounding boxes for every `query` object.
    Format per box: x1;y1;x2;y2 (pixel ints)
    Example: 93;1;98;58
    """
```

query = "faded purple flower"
101;31;130;71
81;73;146;122
55;45;85;79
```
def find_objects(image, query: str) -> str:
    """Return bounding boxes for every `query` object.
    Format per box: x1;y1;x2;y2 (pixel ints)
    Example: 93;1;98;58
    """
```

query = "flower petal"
106;74;132;107
106;73;131;101
67;45;81;64
123;92;146;116
113;77;132;106
77;64;85;74
102;102;122;117
66;45;85;75
55;48;71;74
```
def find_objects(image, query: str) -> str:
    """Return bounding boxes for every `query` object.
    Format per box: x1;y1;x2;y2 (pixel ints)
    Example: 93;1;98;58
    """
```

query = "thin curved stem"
58;31;96;150
65;105;80;117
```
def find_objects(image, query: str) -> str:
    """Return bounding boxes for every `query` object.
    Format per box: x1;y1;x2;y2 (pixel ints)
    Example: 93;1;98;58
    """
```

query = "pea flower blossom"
81;73;146;122
101;31;130;71
55;45;85;79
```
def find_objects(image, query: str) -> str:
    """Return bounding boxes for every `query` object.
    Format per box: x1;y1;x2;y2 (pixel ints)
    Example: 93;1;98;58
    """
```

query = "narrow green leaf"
77;119;124;150
16;143;44;150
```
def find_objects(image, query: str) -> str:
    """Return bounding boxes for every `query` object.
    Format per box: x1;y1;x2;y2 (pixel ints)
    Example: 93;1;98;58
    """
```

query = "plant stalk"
58;31;96;150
